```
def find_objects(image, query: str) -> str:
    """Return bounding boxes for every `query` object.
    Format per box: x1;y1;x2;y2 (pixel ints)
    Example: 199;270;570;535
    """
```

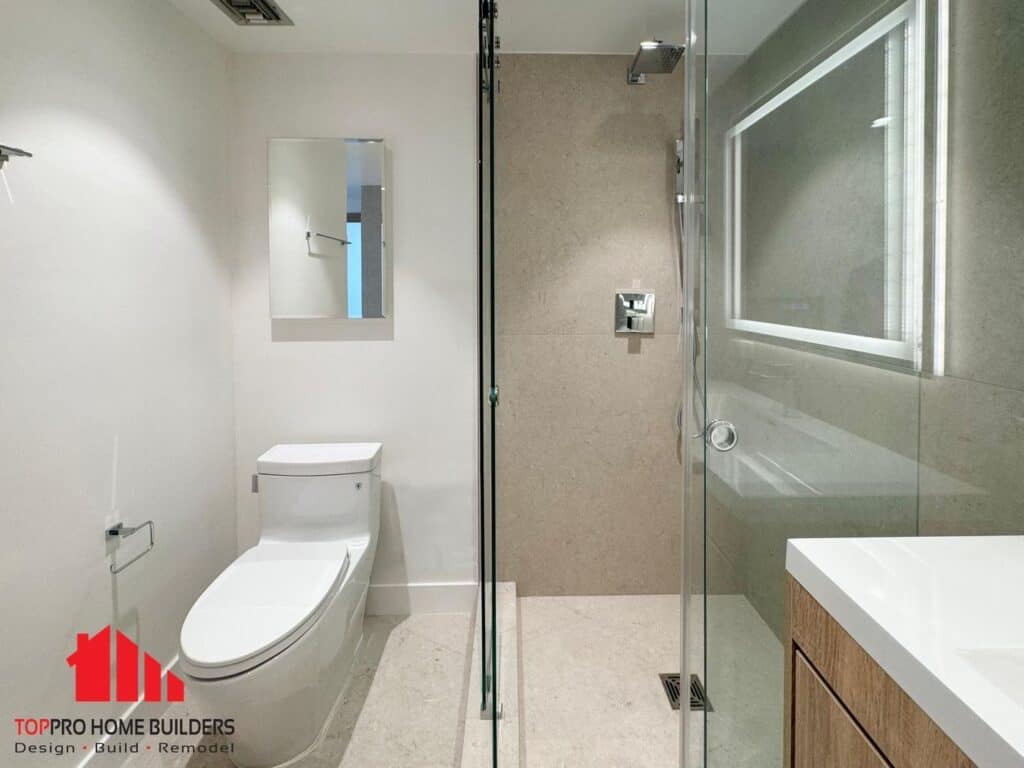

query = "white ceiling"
500;0;687;54
167;0;478;54
168;0;804;57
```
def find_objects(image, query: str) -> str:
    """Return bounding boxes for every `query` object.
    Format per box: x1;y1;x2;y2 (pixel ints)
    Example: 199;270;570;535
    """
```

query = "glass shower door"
690;0;945;765
478;0;499;765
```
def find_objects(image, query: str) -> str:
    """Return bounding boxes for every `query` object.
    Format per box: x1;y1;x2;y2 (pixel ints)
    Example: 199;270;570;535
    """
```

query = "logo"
66;626;184;703
10;629;231;761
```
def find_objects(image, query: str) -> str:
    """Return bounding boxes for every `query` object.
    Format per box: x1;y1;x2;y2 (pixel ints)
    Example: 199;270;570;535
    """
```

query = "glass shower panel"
696;1;941;766
681;0;708;765
478;0;498;764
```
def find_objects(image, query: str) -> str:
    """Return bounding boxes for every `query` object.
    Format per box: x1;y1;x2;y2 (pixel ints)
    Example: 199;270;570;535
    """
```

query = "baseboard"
74;655;180;768
366;581;477;615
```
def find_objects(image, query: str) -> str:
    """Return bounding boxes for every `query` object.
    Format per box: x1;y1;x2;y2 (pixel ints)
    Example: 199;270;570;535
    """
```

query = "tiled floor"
517;593;781;768
127;595;779;768
518;594;681;768
703;595;784;768
126;612;473;768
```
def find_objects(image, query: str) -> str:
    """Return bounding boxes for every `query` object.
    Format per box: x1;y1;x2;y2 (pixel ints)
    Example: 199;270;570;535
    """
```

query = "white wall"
229;53;479;610
0;0;237;759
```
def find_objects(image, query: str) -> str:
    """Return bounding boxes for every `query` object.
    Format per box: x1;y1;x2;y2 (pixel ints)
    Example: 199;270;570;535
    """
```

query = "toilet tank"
256;443;382;542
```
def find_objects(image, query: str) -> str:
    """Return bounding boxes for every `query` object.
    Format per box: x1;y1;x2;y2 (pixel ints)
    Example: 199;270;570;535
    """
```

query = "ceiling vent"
210;0;293;26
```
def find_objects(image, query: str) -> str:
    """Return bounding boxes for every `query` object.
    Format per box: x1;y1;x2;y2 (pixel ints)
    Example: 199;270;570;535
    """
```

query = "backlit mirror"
723;4;926;362
269;138;387;320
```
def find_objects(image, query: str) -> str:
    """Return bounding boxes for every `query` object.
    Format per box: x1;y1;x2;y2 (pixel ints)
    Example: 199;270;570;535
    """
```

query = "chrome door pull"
706;420;738;452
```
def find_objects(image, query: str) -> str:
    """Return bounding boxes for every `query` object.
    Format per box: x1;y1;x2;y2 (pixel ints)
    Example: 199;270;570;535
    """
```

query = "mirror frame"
722;0;927;364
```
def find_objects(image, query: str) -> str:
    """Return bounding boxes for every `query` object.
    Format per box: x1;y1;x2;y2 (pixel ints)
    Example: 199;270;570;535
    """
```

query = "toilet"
179;443;382;768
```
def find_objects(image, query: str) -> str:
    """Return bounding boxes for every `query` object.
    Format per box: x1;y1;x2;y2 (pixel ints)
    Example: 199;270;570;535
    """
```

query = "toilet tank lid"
257;442;382;476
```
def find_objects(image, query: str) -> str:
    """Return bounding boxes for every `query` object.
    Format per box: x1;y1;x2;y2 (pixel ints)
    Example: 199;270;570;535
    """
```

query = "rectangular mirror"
269;138;387;320
723;3;925;362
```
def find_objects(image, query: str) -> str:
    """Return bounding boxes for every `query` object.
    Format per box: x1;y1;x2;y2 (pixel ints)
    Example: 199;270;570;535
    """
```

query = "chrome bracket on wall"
105;520;155;575
480;683;503;721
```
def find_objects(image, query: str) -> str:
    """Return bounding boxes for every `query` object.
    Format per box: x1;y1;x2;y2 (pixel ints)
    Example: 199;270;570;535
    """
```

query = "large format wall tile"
496;55;682;338
919;375;1024;535
495;54;684;596
944;1;1024;391
496;333;682;595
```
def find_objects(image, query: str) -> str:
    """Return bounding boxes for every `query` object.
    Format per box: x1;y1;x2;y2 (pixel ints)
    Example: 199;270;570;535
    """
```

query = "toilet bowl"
179;443;381;768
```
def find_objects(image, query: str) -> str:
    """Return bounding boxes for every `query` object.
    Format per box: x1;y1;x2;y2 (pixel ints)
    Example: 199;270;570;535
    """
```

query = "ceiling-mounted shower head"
627;40;685;85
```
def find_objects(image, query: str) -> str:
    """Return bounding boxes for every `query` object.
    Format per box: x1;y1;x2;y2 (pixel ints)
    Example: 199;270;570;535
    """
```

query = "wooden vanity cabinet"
784;575;976;768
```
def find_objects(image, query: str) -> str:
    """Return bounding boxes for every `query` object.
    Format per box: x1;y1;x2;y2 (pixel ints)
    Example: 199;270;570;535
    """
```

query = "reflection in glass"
695;2;941;767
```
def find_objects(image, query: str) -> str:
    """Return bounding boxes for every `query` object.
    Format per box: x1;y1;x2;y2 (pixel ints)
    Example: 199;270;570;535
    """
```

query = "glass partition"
690;0;1024;766
690;1;943;766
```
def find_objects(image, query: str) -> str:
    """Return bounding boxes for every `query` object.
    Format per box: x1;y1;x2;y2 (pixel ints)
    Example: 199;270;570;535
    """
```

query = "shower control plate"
615;292;656;334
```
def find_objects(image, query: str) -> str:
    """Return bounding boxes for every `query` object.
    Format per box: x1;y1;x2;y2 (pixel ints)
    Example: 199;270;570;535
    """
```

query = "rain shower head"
627;40;685;85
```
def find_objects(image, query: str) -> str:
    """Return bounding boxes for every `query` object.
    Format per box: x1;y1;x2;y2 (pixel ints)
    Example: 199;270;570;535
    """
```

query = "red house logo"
66;626;184;703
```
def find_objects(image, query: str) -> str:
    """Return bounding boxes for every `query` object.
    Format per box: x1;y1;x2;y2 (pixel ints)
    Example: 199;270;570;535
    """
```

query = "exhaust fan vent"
210;0;293;26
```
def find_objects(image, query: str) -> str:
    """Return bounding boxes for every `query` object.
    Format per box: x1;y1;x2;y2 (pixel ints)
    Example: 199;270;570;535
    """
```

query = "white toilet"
179;443;382;768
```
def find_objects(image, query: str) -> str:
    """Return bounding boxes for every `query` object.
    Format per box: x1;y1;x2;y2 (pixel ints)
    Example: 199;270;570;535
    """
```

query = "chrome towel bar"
105;520;155;575
305;230;351;247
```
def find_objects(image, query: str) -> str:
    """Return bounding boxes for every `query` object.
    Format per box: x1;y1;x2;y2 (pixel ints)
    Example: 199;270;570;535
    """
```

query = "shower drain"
659;673;712;711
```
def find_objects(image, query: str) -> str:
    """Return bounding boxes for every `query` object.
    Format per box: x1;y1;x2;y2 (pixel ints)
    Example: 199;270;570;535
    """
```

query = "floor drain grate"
689;674;712;711
659;673;712;711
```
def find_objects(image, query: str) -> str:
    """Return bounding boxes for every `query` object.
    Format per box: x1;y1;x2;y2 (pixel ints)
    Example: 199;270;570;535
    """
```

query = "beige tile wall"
918;0;1024;535
495;54;683;596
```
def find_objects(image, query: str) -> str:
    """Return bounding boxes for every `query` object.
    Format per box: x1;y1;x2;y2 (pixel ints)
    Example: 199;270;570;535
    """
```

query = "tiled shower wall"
495;55;684;596
919;0;1024;535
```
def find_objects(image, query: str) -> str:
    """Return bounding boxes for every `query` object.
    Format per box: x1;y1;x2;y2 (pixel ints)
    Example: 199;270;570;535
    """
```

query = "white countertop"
787;537;1024;768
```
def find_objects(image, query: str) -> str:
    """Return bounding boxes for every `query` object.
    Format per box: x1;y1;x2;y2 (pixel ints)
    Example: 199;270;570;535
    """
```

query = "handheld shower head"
627;40;685;85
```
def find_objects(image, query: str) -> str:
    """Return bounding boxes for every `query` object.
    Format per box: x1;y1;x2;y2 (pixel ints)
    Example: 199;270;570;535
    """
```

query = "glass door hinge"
488;386;500;407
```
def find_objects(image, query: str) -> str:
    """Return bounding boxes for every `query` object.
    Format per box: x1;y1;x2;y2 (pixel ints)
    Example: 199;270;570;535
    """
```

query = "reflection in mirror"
724;4;925;362
269;138;386;320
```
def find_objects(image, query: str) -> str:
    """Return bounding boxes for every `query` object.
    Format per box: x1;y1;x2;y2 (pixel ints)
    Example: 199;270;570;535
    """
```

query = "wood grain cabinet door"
793;650;892;768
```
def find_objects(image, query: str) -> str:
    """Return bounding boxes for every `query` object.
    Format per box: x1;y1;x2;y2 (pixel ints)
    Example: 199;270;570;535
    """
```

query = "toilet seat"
180;539;350;679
